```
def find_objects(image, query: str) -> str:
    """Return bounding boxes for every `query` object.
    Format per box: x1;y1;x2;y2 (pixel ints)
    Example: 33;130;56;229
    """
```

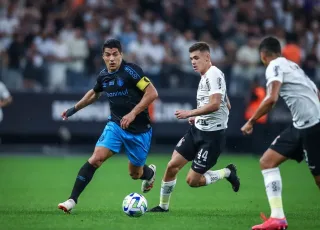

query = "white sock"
262;168;285;218
159;179;177;210
204;168;230;185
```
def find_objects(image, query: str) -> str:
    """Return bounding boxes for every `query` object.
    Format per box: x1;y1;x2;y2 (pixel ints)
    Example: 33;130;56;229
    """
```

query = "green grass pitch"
0;154;319;230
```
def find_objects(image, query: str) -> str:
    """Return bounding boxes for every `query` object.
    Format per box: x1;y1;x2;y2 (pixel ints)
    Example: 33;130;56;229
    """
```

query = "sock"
159;179;177;210
140;165;154;180
204;168;230;185
69;161;97;203
262;167;285;218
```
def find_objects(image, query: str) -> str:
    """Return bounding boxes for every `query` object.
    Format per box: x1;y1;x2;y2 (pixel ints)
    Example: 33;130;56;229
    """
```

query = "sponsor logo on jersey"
124;66;140;79
106;88;128;97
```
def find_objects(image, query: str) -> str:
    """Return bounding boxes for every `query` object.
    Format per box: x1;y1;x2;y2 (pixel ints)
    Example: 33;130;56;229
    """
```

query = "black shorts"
175;125;226;174
270;123;320;176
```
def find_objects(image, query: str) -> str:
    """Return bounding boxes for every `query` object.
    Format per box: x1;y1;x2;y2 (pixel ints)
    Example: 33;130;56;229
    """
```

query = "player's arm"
62;79;102;120
189;93;221;117
188;70;225;117
75;89;101;110
120;65;158;129
0;83;12;108
241;63;283;135
175;70;227;119
247;81;281;124
131;81;158;116
226;94;231;110
0;95;12;107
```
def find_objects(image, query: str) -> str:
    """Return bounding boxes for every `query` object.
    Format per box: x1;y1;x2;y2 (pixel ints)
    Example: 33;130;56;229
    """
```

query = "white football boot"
141;164;156;193
58;199;76;213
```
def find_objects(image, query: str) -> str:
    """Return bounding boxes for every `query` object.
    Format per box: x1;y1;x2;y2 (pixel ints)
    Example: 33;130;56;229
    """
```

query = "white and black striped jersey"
195;66;229;131
266;57;320;129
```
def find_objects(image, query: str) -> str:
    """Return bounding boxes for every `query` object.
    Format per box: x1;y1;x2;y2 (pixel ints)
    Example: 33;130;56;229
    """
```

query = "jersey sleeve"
207;68;225;96
265;61;284;86
93;72;104;93
125;64;151;91
0;82;10;99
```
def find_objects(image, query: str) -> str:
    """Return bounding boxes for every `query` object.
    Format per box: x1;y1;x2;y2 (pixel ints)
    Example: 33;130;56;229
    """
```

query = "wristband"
66;106;78;117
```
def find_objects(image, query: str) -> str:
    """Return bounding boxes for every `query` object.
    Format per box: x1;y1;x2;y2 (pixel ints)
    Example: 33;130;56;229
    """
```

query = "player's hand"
121;112;136;129
188;117;195;125
241;121;254;135
175;110;191;119
61;106;78;120
61;110;68;120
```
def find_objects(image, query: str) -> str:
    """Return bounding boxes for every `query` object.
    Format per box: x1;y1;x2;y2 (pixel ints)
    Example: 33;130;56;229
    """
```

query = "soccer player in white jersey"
241;37;320;230
0;81;12;123
149;42;240;213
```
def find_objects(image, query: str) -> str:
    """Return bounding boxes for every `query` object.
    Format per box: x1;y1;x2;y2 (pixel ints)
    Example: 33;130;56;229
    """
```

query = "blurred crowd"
0;0;319;96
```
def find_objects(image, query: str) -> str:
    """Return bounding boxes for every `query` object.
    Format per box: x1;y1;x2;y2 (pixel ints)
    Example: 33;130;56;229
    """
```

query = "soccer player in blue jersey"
58;39;158;213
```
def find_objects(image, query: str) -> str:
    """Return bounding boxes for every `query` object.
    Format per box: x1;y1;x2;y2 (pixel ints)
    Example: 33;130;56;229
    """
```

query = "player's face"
103;48;123;72
190;50;210;74
260;52;268;66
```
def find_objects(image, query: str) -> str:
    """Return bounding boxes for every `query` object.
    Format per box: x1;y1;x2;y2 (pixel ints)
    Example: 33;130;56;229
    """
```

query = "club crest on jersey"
117;78;124;87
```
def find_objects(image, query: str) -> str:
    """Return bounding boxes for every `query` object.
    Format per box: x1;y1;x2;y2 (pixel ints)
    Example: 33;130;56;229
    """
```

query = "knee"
186;176;200;187
259;156;278;170
166;161;180;176
130;171;142;180
89;151;107;168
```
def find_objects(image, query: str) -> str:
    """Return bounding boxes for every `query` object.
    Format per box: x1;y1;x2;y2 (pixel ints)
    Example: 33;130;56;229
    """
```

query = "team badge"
117;78;124;87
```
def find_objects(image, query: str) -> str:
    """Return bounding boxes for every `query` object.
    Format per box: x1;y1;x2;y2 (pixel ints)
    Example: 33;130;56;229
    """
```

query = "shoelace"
260;213;268;222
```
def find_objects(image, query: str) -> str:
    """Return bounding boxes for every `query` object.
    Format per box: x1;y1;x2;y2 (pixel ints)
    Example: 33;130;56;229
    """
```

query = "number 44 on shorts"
197;149;208;162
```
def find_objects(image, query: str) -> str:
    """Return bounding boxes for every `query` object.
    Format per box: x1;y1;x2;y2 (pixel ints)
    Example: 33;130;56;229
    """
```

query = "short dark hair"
189;42;210;53
259;37;281;56
102;38;122;53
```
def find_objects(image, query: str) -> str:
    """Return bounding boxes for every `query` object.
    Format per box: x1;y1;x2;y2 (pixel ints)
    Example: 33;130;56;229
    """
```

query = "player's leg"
149;150;189;212
122;128;156;192
259;148;287;215
58;122;122;213
185;164;238;189
252;125;301;230
300;122;320;189
314;176;320;189
185;129;240;191
251;149;289;230
149;129;195;212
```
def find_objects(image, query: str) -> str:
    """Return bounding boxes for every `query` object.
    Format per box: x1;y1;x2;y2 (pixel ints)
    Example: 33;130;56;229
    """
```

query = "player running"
149;42;240;213
241;37;320;230
58;39;158;213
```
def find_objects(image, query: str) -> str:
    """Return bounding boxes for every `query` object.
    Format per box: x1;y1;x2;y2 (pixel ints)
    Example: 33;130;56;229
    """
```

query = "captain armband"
136;76;151;91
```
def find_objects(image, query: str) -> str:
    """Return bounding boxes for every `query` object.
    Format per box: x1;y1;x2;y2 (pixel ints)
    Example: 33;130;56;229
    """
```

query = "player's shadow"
147;208;252;218
0;209;66;215
0;209;113;217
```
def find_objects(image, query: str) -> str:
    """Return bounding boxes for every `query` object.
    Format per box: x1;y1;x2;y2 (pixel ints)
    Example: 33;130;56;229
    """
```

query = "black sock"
69;161;97;203
140;165;154;180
